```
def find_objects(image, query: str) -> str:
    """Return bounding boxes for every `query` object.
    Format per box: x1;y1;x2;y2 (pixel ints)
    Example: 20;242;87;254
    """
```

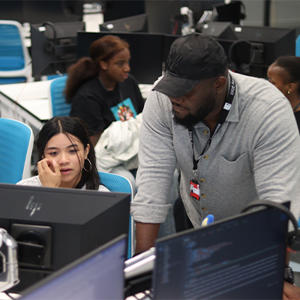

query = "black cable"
4;292;16;299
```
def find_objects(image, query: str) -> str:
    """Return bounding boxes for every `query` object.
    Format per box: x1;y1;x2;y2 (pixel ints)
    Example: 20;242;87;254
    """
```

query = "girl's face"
100;48;131;83
43;133;89;188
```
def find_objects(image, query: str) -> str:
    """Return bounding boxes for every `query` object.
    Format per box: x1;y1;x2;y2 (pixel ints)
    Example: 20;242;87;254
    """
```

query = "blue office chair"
296;35;300;57
99;171;134;258
0;118;34;184
0;20;32;84
49;75;70;117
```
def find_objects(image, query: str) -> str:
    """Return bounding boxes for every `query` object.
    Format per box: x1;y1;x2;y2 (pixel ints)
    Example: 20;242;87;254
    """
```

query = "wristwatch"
284;266;295;284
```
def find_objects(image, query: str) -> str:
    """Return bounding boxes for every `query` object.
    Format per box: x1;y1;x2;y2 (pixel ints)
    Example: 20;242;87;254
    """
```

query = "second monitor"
0;183;130;291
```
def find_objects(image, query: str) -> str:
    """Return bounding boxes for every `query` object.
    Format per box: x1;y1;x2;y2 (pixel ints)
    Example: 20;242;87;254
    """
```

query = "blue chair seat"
0;56;25;70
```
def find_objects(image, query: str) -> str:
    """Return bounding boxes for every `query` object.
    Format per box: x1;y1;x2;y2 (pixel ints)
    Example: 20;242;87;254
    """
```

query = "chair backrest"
49;75;70;117
0;20;32;83
296;35;300;57
98;171;134;258
0;118;34;184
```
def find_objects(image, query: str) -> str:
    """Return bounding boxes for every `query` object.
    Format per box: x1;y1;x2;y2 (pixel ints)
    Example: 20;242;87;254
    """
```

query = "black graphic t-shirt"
70;74;144;136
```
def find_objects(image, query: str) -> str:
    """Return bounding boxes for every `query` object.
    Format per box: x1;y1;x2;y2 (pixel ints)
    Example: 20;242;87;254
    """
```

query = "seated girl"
17;116;108;191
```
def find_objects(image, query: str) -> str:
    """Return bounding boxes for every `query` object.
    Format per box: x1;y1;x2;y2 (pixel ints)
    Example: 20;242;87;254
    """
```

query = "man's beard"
174;96;216;128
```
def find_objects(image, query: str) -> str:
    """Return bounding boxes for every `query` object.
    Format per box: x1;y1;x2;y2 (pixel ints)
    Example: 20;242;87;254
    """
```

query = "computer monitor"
200;21;238;40
30;21;85;80
103;1;145;22
232;25;296;65
0;183;130;292
152;205;289;299
0;1;83;23
77;31;164;84
20;235;127;300
100;13;148;33
228;25;296;77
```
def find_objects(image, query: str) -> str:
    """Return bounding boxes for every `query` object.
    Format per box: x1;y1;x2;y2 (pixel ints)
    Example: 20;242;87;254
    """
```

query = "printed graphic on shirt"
110;98;137;121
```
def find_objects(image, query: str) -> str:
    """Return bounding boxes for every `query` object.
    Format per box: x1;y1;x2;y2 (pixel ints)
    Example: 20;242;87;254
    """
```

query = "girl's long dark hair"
36;116;100;190
65;35;129;102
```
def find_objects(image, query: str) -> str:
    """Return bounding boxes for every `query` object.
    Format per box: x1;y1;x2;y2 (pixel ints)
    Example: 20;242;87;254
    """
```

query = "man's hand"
283;282;300;300
37;158;61;188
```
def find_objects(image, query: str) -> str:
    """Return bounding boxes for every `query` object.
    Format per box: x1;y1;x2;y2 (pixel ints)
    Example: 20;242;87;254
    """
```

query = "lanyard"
189;74;236;173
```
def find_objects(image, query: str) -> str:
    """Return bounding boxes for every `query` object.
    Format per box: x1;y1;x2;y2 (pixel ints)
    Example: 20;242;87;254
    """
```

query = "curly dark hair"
273;56;300;95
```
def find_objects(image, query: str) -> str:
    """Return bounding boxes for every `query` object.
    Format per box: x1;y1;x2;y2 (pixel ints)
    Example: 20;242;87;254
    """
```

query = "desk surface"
0;80;153;123
0;293;20;299
0;80;51;121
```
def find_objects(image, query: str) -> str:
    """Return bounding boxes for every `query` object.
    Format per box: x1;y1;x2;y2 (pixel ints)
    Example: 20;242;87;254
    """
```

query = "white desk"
0;80;153;136
0;293;20;299
0;80;52;135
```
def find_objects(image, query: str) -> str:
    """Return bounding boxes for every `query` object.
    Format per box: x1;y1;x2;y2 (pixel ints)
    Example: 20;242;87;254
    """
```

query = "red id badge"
190;180;200;200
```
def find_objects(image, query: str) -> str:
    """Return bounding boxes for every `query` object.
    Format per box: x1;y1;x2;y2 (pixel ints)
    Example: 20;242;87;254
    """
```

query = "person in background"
267;56;300;131
65;34;144;147
17;116;108;191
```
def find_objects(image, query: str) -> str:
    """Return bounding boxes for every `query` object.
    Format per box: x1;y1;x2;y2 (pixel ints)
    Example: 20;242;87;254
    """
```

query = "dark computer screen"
231;25;296;65
102;0;145;22
200;21;238;40
77;31;164;84
30;21;85;80
228;25;296;77
20;235;127;300
0;1;83;23
0;183;130;291
153;206;288;299
100;13;148;33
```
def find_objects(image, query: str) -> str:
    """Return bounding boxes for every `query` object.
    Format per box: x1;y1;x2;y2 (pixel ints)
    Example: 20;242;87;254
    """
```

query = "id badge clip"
190;179;200;201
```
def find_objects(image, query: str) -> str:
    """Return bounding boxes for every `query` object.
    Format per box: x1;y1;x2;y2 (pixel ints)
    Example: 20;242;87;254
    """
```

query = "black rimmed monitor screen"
20;235;127;300
0;183;130;292
153;205;289;299
0;1;83;23
100;13;148;33
231;25;296;65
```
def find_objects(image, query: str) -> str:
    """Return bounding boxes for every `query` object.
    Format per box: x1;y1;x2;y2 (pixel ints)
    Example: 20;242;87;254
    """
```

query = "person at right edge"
131;33;300;298
267;56;300;131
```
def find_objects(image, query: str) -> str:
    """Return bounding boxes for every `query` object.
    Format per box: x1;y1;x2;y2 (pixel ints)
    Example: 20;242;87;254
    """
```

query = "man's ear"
215;76;227;91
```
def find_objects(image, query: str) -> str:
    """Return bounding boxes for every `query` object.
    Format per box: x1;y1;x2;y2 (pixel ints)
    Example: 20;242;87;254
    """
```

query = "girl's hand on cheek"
38;158;61;188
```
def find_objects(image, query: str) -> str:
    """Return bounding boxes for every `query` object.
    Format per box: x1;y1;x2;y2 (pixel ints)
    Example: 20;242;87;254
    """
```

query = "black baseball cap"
153;33;228;98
